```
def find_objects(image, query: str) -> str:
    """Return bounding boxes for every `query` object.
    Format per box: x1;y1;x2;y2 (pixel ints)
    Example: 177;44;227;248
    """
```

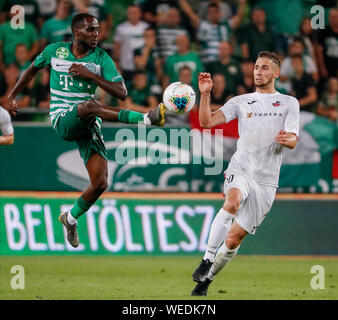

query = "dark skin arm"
6;62;40;116
69;63;127;100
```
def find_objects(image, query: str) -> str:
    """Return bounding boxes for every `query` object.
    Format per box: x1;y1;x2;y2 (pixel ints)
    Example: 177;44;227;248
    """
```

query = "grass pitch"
0;256;337;300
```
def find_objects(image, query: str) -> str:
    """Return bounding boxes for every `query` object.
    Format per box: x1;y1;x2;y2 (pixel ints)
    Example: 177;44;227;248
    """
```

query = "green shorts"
53;105;107;166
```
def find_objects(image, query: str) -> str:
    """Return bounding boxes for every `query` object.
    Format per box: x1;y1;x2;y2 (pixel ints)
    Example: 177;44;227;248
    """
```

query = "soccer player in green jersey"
6;13;166;248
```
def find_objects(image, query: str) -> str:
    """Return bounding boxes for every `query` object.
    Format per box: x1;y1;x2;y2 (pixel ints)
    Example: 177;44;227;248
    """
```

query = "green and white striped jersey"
197;21;231;64
34;42;123;127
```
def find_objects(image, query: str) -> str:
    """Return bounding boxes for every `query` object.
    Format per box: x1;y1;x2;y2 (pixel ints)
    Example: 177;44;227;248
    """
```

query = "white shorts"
223;169;277;234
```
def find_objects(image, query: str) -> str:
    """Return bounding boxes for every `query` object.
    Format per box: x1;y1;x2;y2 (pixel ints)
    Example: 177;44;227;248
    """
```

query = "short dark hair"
291;36;305;48
71;13;97;32
208;3;219;10
257;51;281;68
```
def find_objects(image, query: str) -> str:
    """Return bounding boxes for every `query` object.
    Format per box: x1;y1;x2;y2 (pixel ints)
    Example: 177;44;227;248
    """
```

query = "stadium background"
0;0;337;300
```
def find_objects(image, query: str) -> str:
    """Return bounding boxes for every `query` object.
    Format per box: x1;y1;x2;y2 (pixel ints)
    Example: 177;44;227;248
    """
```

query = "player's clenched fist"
69;63;94;79
198;72;213;95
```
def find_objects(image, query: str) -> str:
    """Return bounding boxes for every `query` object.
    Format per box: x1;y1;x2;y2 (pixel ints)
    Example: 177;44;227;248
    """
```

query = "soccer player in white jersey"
0;106;14;145
191;51;300;296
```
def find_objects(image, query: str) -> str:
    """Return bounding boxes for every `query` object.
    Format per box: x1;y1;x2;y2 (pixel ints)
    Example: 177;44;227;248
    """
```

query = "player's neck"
255;85;277;94
71;41;92;59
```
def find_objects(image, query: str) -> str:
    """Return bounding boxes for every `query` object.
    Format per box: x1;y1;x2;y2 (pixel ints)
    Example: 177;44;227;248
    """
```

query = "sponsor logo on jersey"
85;63;97;74
272;101;281;107
247;112;283;118
247;100;257;105
56;47;69;59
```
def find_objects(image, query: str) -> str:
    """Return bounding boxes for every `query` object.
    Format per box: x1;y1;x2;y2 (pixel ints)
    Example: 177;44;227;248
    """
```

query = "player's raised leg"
192;188;242;283
59;152;108;247
76;99;166;127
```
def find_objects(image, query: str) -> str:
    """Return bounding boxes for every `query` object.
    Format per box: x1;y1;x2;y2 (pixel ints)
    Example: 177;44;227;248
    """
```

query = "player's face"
253;58;279;88
75;17;100;49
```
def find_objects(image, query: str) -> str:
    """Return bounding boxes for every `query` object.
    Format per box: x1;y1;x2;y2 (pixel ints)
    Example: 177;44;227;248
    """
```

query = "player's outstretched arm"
6;62;40;116
275;130;298;149
69;64;127;101
198;72;226;128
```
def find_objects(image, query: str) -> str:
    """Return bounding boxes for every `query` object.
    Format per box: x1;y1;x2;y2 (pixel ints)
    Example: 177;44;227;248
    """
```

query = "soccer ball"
163;82;196;114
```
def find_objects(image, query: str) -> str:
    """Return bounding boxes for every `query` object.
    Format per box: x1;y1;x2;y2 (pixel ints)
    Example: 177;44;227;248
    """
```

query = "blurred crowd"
0;0;337;125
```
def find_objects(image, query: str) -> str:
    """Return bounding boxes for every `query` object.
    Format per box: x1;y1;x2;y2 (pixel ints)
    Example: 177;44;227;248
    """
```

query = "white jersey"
220;91;300;187
0;106;13;135
113;21;149;71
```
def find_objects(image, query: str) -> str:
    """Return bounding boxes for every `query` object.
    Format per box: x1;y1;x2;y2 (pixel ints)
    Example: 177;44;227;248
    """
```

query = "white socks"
203;208;234;262
67;212;77;225
143;114;151;125
207;243;240;281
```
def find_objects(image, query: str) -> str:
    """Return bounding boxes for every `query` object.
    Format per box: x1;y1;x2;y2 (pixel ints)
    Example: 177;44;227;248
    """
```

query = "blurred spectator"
134;27;163;96
316;77;338;122
0;64;31;108
32;69;51;109
290;56;317;113
0;10;39;70
280;36;319;83
253;0;304;56
2;0;43;29
139;0;194;39
205;41;242;96
239;6;276;62
210;73;233;111
166;65;196;125
40;0;73;48
198;0;233;23
237;59;254;95
163;34;203;90
180;0;246;63
156;7;189;61
316;8;338;79
121;71;158;113
140;0;182;26
73;0;113;42
113;5;149;82
36;0;57;21
298;17;317;64
15;44;32;74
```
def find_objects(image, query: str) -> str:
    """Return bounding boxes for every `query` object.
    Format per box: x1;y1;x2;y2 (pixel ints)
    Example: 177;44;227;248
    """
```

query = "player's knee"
224;198;240;214
78;99;101;122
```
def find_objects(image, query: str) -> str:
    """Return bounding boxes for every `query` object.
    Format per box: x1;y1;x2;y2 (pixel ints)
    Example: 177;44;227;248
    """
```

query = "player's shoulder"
277;92;299;106
229;92;256;103
44;42;70;53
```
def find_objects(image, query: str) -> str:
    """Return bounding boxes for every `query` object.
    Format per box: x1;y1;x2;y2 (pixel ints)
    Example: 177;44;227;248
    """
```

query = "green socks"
118;109;145;124
70;196;94;219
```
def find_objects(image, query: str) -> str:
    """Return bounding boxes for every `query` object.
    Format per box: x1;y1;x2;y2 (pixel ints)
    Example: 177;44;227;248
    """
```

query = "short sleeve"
0;107;14;135
219;96;240;123
40;20;50;41
305;56;317;73
101;51;124;82
284;97;300;137
34;44;54;69
113;24;123;43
